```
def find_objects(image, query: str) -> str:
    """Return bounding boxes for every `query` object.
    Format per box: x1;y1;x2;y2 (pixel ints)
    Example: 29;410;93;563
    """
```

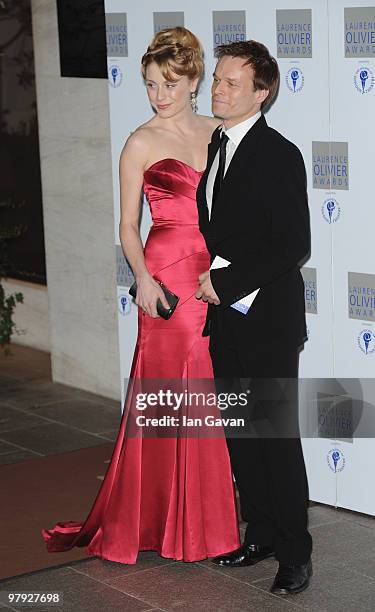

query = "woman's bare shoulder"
120;120;159;164
124;120;156;148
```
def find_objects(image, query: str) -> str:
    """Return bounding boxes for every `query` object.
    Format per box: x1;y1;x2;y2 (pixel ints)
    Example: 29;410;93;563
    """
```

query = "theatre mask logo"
345;7;375;58
312;142;349;191
116;245;134;287
322;198;341;224
301;267;317;314
106;13;128;57
276;9;312;58
108;65;122;87
212;11;246;49
348;272;375;322
354;66;375;93
153;12;184;34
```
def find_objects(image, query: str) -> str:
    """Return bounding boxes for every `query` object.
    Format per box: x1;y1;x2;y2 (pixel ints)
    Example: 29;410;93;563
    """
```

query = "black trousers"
209;309;312;565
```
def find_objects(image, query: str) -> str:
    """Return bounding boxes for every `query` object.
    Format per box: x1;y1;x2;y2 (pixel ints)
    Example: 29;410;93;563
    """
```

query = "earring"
191;91;197;113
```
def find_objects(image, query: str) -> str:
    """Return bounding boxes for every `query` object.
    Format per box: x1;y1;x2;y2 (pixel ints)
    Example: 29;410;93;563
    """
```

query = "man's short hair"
215;40;280;110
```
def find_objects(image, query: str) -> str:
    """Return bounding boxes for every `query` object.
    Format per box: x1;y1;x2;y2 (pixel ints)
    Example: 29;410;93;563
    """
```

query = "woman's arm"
119;131;169;317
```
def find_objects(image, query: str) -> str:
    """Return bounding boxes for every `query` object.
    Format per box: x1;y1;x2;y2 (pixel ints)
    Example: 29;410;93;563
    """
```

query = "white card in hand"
210;255;260;314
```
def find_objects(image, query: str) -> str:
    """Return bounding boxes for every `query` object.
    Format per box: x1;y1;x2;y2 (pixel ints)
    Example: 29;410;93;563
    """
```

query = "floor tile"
106;562;302;611
0;406;49;434
0;448;42;465
337;506;375;531
0;567;154;611
0;423;108;455
96;429;118;441
0;375;21;391
308;504;344;529
31;399;121;434
340;553;375;580
0;382;79;411
70;551;174;583
75;388;120;409
253;559;375;611
309;519;375;565
0;440;22;455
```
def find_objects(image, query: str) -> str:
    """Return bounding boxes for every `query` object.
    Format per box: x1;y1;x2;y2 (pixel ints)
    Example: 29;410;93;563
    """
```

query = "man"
196;40;312;595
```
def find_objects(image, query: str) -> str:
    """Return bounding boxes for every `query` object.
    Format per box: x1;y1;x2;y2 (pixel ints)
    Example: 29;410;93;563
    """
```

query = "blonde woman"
42;27;239;564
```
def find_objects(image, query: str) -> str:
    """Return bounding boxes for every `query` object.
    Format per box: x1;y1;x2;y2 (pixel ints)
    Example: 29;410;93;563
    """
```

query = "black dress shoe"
270;558;313;594
212;543;274;567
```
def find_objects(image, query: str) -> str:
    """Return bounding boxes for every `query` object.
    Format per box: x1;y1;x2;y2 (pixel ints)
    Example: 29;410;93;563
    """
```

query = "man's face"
211;56;269;128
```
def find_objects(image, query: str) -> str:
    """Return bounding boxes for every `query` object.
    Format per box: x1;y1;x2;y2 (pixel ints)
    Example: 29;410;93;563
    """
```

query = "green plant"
0;283;23;353
0;199;25;353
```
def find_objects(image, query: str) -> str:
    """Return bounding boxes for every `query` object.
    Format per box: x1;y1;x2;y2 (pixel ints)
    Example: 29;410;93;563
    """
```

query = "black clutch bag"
129;280;179;320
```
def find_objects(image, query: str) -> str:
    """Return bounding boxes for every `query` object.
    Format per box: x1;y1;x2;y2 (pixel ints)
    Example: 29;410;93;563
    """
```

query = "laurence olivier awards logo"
118;294;131;316
212;11;246;49
357;329;375;354
276;9;312;58
116;245;134;287
317;393;354;441
312;142;349;190
322;198;340;223
354;66;375;93
105;13;128;57
153;12;184;34
327;448;345;473
285;67;305;93
301;267;317;314
348;272;375;322
345;7;375;58
108;65;122;88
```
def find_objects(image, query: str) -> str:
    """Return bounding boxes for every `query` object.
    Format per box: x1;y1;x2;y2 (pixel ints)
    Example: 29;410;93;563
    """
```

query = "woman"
42;27;239;564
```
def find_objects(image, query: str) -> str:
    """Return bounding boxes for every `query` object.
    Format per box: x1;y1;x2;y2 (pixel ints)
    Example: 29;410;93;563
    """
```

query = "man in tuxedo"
196;40;312;595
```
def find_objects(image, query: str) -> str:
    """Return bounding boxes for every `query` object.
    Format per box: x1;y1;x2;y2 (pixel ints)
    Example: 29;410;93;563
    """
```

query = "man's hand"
196;271;221;305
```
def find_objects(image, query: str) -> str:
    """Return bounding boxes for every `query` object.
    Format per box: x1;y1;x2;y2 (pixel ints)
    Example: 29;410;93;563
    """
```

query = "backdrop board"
327;1;375;513
104;0;375;516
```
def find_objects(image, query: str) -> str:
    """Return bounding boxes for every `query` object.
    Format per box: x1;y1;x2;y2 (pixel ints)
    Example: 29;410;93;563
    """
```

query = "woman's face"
144;61;197;118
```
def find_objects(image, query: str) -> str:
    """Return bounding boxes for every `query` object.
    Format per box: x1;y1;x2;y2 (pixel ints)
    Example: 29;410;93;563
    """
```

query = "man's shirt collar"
222;111;261;146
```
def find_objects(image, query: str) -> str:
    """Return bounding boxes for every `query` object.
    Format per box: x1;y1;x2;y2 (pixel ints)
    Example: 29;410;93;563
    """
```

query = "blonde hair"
141;27;204;82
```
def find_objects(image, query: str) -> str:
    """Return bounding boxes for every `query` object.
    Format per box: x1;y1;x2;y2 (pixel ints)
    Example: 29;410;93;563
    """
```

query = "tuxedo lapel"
200;126;221;204
209;115;267;224
197;126;221;230
207;128;222;170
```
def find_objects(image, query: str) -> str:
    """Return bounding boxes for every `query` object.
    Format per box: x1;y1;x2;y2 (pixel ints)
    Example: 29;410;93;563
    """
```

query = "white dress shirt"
206;111;261;220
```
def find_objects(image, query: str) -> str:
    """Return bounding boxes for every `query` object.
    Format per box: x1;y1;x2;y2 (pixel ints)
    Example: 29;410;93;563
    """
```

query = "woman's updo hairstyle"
141;27;204;82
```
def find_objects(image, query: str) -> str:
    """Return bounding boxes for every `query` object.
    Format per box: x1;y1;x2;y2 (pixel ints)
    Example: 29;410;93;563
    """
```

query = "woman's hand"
135;274;170;318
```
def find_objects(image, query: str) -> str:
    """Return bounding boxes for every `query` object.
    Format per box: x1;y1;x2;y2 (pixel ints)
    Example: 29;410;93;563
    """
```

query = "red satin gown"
42;158;240;563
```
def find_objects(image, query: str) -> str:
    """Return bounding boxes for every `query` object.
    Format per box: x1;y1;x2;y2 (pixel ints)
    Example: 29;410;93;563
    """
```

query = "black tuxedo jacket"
196;114;310;349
